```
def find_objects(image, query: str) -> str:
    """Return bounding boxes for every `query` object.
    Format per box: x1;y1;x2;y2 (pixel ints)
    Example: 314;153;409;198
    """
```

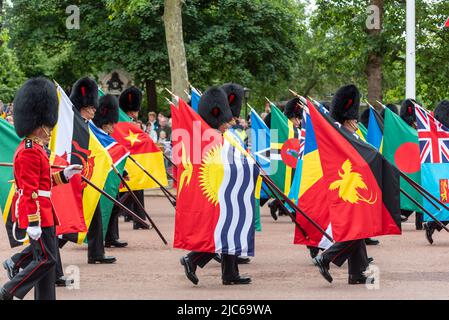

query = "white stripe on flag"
226;144;245;255
239;156;255;256
214;141;232;253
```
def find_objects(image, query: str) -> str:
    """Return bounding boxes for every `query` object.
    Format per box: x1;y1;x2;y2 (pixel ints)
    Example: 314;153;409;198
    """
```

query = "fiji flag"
415;104;449;221
172;99;259;256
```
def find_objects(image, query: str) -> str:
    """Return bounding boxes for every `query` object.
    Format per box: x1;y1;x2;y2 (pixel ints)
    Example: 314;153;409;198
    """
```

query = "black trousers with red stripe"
3;226;57;300
186;251;239;280
322;240;368;276
12;239;64;280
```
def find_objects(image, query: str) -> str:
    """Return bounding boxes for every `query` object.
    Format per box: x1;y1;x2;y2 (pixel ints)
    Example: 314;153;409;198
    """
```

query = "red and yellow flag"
111;110;168;191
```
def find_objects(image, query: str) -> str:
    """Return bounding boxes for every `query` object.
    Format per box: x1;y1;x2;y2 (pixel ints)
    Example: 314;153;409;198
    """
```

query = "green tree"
0;29;25;102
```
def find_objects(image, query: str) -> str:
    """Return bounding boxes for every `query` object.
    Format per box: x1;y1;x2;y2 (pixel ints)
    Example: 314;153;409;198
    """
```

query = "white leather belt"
38;190;51;198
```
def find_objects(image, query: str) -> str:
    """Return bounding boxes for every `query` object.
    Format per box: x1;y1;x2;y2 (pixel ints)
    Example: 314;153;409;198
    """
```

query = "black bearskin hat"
221;83;244;118
198;86;233;130
93;94;119;128
13;77;58;138
359;108;370;128
434;100;449;129
330;84;360;124
380;103;398;118
400;99;416;126
70;77;99;111
284;97;303;120
119;86;142;113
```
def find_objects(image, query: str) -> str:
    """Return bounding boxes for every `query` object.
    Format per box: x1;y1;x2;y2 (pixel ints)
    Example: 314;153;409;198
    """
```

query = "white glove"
26;226;42;241
63;164;83;180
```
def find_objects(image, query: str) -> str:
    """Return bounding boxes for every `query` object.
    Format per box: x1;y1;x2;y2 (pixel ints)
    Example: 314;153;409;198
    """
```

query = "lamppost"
244;87;251;119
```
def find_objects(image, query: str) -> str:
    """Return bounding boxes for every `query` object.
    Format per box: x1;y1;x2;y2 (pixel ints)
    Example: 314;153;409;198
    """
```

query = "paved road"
1;196;449;300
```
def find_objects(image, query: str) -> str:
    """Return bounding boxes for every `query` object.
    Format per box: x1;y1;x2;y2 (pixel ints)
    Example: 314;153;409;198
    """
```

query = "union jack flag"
415;104;449;164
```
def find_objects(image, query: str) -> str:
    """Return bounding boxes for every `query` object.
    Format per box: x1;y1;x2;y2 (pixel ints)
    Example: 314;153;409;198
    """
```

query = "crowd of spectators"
0;100;14;125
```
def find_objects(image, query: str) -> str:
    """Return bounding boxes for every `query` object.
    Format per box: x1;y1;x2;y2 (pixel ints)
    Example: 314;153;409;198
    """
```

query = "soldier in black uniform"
70;77;117;264
423;100;449;244
180;86;252;286
92;94;129;248
117;87;149;230
399;99;424;230
312;84;372;285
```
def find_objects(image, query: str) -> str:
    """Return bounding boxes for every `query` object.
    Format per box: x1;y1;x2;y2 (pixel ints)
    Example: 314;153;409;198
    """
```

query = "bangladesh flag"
270;105;300;195
383;107;422;212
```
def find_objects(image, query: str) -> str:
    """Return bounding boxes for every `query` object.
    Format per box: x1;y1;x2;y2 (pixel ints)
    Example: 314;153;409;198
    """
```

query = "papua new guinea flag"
50;84;111;244
382;107;422;212
172;99;259;256
270;105;300;195
295;100;401;244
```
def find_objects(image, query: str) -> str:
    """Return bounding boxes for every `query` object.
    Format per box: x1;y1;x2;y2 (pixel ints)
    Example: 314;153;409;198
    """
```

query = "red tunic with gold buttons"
11;139;68;229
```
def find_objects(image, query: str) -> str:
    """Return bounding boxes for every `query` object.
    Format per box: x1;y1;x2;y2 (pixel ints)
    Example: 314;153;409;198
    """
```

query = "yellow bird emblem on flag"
329;159;377;205
178;142;193;195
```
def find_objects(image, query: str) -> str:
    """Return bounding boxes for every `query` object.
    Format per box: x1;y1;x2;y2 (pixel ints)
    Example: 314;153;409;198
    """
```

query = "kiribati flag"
172;99;259;256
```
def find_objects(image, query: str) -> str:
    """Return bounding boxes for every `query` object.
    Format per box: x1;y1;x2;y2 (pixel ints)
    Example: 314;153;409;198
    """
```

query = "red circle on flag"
280;138;301;168
394;142;421;174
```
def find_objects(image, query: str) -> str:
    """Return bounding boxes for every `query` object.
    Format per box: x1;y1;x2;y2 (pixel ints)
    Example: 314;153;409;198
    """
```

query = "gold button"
31;192;38;199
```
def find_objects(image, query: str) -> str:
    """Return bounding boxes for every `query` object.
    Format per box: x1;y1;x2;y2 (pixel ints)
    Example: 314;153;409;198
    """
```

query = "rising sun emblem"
329;159;377;205
199;145;224;206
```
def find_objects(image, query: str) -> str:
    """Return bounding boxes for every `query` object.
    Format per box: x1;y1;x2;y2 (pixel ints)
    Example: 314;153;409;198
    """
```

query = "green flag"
383;107;422;212
270;105;300;195
0;118;23;246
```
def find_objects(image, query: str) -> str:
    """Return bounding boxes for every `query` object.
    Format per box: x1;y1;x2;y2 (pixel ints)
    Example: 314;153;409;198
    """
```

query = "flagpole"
111;164;168;245
128;155;177;206
221;138;333;242
400;171;449;213
406;0;416;100
400;188;449;232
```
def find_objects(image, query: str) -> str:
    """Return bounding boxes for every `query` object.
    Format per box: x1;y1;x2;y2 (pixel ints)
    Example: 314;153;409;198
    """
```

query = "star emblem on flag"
124;129;141;147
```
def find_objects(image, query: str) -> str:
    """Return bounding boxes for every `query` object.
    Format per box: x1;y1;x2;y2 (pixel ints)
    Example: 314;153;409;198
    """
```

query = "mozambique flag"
50;85;111;244
295;100;401;245
383;107;422;212
172;99;259;256
367;108;384;152
270;105;300;195
111;109;167;191
90;123;129;238
1;118;85;247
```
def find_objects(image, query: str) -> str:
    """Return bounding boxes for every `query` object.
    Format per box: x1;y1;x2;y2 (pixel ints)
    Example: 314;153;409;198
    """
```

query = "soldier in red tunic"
0;77;82;300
